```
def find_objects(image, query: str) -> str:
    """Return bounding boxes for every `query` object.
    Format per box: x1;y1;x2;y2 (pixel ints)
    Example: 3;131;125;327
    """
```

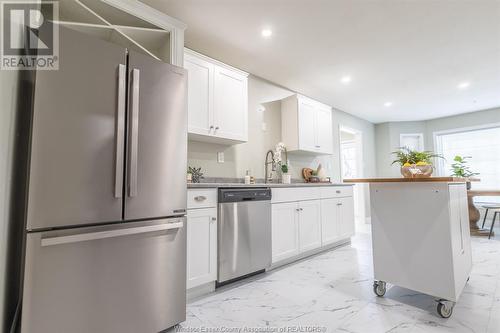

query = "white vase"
282;174;291;184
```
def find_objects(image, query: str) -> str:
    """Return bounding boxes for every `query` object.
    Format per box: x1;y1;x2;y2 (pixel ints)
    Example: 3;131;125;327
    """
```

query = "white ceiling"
143;0;500;123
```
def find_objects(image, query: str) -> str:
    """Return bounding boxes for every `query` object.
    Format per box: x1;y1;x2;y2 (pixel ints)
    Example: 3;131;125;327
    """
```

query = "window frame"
400;133;424;151
433;122;500;177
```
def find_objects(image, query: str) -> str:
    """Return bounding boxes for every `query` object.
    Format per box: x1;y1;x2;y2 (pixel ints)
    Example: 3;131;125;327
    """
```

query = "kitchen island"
344;177;472;318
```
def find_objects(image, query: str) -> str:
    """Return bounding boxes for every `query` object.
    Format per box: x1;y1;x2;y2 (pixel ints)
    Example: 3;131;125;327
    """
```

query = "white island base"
347;179;472;318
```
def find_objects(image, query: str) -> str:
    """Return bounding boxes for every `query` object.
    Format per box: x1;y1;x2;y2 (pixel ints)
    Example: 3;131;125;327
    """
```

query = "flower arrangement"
391;147;443;178
273;142;291;183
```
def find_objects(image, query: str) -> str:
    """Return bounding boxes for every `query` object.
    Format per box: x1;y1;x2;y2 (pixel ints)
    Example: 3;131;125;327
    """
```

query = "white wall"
374;107;500;177
188;75;377;183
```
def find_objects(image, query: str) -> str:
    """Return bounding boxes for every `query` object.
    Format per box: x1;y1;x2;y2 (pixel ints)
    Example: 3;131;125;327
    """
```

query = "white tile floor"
177;223;500;333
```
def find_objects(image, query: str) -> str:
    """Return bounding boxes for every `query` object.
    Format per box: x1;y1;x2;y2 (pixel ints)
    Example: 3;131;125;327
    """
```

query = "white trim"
338;125;364;179
184;48;249;77
101;0;187;30
99;0;186;66
339;125;366;221
399;133;424;151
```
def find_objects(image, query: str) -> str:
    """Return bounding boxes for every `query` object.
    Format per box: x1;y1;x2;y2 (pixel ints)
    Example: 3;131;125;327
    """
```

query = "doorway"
339;126;366;228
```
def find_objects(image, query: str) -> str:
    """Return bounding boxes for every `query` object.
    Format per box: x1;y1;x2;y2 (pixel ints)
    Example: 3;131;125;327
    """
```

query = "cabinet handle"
296;208;300;212
336;190;341;194
211;217;217;221
194;195;207;201
215;126;220;130
315;145;321;148
337;203;343;206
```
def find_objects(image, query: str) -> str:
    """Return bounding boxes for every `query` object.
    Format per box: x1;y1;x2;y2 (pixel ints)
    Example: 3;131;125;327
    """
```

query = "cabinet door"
184;53;213;136
213;66;248;141
298;200;322;252
320;198;340;245
315;106;333;154
339;197;355;238
297;99;317;151
272;202;299;263
186;208;217;289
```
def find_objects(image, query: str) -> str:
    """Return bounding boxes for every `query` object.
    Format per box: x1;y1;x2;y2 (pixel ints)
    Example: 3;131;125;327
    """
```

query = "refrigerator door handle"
114;64;126;198
41;221;184;247
128;68;140;197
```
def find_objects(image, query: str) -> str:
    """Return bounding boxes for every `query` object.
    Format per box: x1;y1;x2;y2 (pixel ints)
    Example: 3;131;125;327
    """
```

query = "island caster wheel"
373;281;387;297
437;301;454;318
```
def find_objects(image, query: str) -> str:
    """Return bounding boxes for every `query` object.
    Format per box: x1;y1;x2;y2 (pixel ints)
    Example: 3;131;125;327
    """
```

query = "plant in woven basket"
187;166;204;183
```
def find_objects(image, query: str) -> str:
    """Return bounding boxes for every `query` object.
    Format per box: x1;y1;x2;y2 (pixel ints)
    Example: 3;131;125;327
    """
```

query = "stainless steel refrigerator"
18;25;188;333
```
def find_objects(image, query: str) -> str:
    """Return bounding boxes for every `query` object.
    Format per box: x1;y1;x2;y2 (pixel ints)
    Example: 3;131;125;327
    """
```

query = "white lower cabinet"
338;197;355;239
321;197;355;245
272;202;300;263
271;186;355;265
271;200;322;263
187;189;218;290
320;198;340;245
298;200;322;252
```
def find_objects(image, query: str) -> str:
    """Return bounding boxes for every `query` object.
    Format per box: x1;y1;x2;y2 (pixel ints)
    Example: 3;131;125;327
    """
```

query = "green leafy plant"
450;156;479;178
391;147;443;166
281;164;288;174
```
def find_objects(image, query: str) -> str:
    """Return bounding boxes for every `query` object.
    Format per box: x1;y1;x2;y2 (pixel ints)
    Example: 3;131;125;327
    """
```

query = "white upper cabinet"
184;53;213;136
281;94;333;154
184;48;248;144
213;66;248;141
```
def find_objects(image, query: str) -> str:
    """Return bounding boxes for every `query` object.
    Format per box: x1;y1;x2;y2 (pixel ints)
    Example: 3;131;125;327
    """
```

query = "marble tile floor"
175;227;500;333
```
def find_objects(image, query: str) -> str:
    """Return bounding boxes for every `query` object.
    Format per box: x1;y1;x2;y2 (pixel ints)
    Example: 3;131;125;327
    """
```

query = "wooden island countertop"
344;177;467;183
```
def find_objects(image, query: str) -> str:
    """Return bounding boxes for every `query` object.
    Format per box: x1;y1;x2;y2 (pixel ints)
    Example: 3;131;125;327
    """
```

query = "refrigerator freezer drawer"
21;218;186;333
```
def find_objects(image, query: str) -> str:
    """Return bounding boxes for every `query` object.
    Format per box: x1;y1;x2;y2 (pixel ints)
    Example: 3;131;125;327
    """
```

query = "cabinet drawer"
320;186;353;199
187;189;217;209
271;187;320;203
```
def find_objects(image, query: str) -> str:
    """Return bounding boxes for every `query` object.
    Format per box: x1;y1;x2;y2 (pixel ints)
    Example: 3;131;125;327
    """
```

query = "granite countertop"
187;182;352;188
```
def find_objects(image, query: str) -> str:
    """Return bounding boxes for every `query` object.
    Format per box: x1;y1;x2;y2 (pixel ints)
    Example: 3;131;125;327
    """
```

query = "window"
400;133;424;151
435;125;500;190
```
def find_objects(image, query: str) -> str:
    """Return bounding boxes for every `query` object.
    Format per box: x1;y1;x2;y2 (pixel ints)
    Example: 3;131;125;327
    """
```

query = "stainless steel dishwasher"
217;188;272;285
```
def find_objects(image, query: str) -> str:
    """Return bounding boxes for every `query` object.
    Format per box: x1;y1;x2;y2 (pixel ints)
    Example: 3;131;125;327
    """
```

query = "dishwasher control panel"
218;188;272;203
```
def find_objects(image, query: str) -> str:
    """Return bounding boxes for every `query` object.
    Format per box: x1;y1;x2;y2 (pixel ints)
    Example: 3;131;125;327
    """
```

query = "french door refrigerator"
19;25;188;333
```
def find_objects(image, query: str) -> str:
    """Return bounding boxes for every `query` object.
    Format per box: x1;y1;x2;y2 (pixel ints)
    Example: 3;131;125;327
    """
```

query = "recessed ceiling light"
261;28;272;38
384;102;393;107
340;76;352;84
458;82;470;89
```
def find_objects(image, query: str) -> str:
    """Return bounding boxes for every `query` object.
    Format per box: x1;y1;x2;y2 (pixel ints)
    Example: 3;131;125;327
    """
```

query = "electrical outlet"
217;152;224;163
261;122;267;132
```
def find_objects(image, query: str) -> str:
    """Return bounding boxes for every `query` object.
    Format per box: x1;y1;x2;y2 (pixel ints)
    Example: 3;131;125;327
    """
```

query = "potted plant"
391;147;443;178
450;155;479;190
187;166;203;183
281;164;291;184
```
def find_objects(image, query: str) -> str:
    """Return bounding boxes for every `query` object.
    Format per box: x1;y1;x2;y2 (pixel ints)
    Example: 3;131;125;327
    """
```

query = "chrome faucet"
265;150;275;183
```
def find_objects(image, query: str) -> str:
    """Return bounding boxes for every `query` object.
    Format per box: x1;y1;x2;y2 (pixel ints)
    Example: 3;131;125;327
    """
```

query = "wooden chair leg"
489;212;497;240
482;209;489;229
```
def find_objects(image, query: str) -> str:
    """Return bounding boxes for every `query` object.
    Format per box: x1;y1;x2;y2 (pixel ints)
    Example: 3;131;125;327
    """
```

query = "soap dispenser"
244;170;251;184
